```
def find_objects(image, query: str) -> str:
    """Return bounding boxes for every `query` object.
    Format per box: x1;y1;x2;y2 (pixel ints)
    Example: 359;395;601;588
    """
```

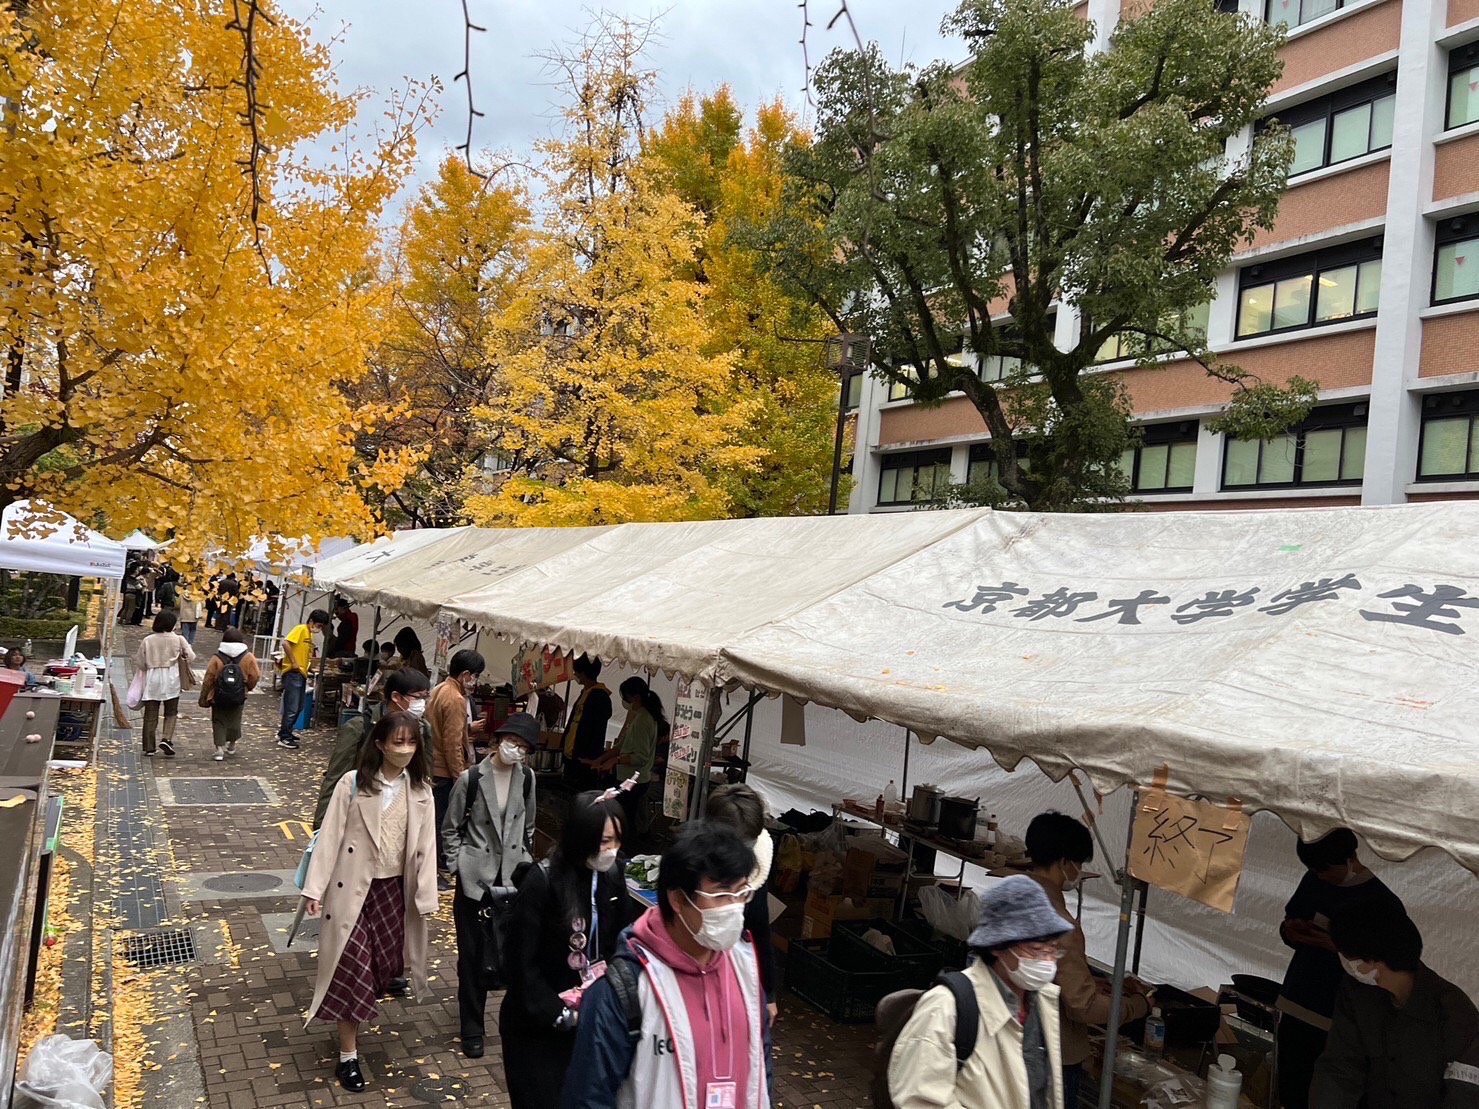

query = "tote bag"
126;669;145;710
293;777;356;889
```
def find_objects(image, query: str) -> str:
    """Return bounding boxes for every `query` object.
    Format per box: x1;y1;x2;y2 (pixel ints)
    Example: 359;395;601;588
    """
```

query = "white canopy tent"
0;501;127;581
311;528;460;593
117;529;168;552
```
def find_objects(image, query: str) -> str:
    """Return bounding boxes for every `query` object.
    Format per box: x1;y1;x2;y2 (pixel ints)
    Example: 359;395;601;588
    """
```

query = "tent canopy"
242;535;358;577
299;505;1479;874
0;501;127;580
312;529;459;591
119;529;164;551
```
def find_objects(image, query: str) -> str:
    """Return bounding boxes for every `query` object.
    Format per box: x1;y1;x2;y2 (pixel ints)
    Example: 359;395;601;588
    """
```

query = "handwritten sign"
663;768;691;821
433;613;454;671
511;645;574;696
1129;788;1250;913
662;677;709;820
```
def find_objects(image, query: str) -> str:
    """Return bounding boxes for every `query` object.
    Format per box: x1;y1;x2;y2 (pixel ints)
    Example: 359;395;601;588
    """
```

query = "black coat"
499;859;636;1032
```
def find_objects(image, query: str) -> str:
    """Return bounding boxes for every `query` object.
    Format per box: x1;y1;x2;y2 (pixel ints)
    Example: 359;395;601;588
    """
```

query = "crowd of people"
114;604;1479;1109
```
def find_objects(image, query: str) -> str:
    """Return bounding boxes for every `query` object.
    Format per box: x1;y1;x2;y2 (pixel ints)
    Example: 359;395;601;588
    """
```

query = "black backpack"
870;971;979;1109
214;650;248;707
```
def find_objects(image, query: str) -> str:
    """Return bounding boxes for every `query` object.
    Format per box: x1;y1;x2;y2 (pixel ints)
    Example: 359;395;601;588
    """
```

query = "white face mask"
1006;954;1059;993
403;698;427;720
588;848;619;873
683;895;747;952
499;741;526;765
1339;954;1381;986
1062;864;1083;893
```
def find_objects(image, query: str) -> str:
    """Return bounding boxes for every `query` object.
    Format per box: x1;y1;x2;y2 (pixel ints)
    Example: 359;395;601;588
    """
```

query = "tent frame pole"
1097;789;1141;1109
687;686;724;821
902;729;911;794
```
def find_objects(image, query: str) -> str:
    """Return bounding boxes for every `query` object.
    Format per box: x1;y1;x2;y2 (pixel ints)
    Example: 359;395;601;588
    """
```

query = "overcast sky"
276;0;959;206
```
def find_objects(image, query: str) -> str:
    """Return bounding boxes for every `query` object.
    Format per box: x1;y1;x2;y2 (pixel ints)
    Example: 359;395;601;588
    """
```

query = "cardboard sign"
511;645;574;695
662;767;691;820
669;677;707;774
1129;781;1251;913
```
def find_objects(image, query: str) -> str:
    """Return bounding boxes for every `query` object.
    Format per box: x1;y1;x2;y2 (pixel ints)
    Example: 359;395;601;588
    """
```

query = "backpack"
214;650;248;707
870;971;980;1109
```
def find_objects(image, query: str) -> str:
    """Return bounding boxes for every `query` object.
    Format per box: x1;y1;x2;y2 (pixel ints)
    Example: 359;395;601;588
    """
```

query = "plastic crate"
830;918;945;987
786;939;910;1023
893;918;971;970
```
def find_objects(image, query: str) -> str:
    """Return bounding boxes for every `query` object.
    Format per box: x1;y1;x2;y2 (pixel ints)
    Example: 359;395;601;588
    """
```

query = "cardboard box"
841;839;909;899
801;891;895;939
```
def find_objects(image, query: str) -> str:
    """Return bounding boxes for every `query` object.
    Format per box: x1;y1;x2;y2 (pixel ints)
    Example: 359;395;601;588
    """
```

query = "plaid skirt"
315;877;405;1024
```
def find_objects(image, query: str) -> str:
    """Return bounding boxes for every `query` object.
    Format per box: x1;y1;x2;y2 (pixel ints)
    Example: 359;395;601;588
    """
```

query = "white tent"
0;501;127;580
118;529;165;551
242;535;358;577
311;528;459;591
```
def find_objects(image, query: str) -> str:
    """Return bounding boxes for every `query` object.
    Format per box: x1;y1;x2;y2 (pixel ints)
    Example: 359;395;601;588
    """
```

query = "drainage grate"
157;777;274;806
122;928;198;969
202;872;282;894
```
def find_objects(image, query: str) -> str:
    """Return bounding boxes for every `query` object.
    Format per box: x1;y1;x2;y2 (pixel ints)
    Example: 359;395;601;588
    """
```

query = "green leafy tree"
754;0;1314;510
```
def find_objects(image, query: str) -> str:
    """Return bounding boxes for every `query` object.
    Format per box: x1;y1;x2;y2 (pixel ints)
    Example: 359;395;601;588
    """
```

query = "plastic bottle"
875;793;885;821
985;813;999;847
23;637;32;657
1205;1054;1242;1109
1144;1007;1166;1055
80;661;98;693
883;779;898;808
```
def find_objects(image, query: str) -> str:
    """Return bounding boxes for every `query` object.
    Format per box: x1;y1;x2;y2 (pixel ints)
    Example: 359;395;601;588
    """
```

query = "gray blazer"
441;757;536;895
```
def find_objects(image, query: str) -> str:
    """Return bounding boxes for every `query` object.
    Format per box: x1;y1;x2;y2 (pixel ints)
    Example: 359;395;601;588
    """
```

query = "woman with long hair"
499;788;635;1108
133;609;195;757
587;676;666;827
301;711;437;1092
392;627;428;678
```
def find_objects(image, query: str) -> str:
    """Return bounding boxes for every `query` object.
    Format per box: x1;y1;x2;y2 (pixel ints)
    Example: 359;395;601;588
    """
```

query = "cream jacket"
888;961;1064;1109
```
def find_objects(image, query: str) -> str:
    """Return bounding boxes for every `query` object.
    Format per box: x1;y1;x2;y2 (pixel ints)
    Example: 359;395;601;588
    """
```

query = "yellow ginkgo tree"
0;0;425;562
469;15;756;527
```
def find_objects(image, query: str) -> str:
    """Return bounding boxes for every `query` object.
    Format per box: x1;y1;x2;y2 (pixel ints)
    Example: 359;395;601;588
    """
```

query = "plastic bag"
861;927;897;955
1142;1074;1204;1107
15;1035;112;1109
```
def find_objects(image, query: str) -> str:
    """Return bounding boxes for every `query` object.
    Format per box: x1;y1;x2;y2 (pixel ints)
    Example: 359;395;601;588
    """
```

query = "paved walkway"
103;623;875;1109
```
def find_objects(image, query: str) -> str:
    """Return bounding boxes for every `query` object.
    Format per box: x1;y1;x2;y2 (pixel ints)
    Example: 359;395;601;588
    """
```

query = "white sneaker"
225;741;237;756
213;750;225;762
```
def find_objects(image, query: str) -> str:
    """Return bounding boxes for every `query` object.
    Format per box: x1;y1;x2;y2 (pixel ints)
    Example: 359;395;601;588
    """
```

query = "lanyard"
589;871;600;965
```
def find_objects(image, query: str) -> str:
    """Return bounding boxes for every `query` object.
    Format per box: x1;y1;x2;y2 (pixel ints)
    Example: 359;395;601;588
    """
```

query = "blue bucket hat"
968;875;1075;950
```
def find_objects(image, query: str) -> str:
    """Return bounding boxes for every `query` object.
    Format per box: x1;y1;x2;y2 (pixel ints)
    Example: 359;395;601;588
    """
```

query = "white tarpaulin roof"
445;512;992;676
242;535;358;576
293;505;1479;872
0;501;127;580
312;528;460;590
719;505;1479;873
119;529;165;551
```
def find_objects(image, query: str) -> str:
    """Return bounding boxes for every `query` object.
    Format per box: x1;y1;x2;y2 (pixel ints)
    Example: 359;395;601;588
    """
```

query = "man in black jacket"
1311;905;1479;1108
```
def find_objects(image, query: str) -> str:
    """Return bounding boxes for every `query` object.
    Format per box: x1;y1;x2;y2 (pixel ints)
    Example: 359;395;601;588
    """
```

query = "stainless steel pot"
907;784;943;825
938;795;980;839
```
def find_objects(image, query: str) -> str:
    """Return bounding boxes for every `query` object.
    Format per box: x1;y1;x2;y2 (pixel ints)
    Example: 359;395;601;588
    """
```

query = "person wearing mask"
312;667;432;830
497;785;631;1104
133;610;195;758
3;647;38;690
198;629;261;761
1311;904;1479;1108
366;641;398;698
562;654;611;790
1023;812;1152;1105
441;713;540;1060
562;822;770;1109
587;675;666;821
393;627;428;678
1277;828;1406;1109
302;711;437;1093
328;598;359;658
889;874;1072;1109
428;649;489;889
177;591;201;645
705;783;779;1025
276;608;329;751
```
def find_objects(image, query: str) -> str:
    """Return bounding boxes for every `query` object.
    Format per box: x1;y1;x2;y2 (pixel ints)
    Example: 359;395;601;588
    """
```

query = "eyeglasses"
693;887;755;907
1011;940;1066;960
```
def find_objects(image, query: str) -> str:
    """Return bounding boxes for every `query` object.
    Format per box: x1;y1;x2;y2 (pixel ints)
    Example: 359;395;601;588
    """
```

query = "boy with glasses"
889;875;1074;1109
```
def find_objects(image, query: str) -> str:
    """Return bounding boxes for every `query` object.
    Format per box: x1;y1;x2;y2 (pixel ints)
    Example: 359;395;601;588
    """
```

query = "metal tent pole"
1097;789;1141;1109
901;728;911;794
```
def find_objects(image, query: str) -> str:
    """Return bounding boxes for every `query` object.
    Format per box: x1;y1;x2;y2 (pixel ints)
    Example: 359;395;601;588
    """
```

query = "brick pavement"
111;623;876;1109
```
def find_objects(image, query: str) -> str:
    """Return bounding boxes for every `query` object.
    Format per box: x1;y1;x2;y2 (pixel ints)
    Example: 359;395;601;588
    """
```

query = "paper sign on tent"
1129;766;1251;913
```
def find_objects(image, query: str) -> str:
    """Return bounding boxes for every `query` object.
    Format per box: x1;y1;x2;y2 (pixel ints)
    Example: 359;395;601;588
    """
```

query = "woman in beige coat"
302;711;437;1092
133;610;195;757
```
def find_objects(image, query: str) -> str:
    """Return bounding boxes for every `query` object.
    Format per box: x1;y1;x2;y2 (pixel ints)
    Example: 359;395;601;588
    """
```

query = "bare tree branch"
226;0;276;280
454;0;488;181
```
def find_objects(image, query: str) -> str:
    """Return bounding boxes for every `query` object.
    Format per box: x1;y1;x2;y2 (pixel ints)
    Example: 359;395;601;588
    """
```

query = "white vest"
616;936;768;1109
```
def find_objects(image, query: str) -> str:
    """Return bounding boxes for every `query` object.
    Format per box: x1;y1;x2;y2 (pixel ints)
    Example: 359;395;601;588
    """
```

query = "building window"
1117;423;1199;493
1417;392;1479;480
1448;43;1479;131
878;449;953;505
1222;403;1367;489
842;372;864;411
965;442;1031;487
1264;74;1396;177
1265;0;1343;29
1097;303;1211;363
1236;240;1382;339
980;315;1054;383
1434;216;1479;306
886;365;919;402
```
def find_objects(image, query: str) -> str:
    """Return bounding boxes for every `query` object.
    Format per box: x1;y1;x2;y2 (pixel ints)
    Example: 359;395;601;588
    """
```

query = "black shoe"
437;874;453;892
335;1058;366;1092
276;737;300;750
462;1036;484;1059
159;741;175;758
383;977;411;998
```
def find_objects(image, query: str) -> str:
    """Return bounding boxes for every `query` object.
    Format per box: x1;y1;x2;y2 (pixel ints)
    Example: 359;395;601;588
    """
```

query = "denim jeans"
279;670;306;740
179;621;197;645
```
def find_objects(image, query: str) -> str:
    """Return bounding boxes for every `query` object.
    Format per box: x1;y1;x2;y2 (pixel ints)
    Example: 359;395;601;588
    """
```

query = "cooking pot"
907;784;943;825
937;795;979;839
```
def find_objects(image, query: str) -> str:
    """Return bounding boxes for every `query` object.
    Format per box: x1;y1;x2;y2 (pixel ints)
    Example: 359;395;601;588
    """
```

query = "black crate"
830;918;945;988
786;939;910;1023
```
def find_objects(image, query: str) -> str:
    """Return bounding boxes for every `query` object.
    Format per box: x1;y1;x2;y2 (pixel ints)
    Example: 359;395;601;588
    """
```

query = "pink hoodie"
632;906;754;1106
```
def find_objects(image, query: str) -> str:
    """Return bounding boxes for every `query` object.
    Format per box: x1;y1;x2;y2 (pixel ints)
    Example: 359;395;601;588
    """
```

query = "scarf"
749;830;774;890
